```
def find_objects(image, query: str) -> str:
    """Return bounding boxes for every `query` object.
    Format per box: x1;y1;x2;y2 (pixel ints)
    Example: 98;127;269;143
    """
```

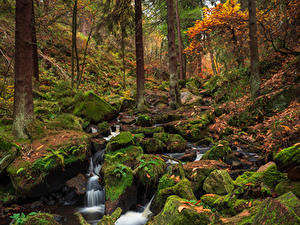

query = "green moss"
274;144;300;170
104;163;133;201
106;132;134;152
202;140;232;160
97;121;110;136
136;114;153;127
47;113;83;131
96;207;122;225
158;174;176;191
200;194;221;207
26;119;45;140
153;133;186;153
203;170;234;195
136;154;166;186
275;180;300;198
131;127;164;137
140;138;165;153
22;212;60;225
74;91;116;123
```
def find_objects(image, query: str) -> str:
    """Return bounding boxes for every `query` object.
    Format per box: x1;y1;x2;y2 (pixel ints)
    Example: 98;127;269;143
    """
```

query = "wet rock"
148;195;217;225
183;160;229;193
6;131;90;198
65;173;86;195
73;91;117;123
91;138;106;152
151;177;196;214
178;151;196;161
202;140;232;160
275;180;300;198
153;132;187;153
105;132;134;152
203;170;234;195
98;207;122;224
252;192;300;225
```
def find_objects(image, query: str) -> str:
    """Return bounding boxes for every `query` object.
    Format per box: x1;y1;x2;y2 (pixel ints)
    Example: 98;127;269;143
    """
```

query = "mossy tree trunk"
248;0;261;98
13;0;34;139
135;0;145;111
167;0;181;109
175;0;185;80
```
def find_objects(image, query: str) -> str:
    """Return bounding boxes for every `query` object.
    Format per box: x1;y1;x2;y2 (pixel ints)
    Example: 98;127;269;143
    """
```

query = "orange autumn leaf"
178;205;191;212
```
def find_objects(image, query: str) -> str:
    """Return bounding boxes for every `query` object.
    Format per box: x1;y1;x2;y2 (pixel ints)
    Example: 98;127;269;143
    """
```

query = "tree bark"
175;0;185;80
32;0;39;81
167;0;181;109
248;0;260;97
121;24;126;89
13;0;34;139
135;0;145;110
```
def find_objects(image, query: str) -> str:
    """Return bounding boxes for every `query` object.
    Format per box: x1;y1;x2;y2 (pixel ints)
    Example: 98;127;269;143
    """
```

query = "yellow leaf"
178;205;191;212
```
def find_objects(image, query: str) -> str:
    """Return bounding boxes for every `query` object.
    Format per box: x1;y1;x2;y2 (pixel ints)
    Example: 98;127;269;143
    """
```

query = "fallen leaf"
178;205;190;212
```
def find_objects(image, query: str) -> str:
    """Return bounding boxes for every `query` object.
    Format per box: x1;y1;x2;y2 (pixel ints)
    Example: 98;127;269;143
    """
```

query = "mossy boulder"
274;144;300;174
11;212;60;225
46;113;83;131
97;121;110;136
131;127;164;137
252;192;300;225
201;140;232;160
183;160;229;193
7;131;90;197
136;154;166;187
153;132;187;153
74;91;117;123
151;177;196;214
140;138;166;154
0;137;18;174
275;180;300;198
203;170;234;195
97;207;122;225
148;195;216;225
136;114;153;127
153;113;181;124
106;132;134;152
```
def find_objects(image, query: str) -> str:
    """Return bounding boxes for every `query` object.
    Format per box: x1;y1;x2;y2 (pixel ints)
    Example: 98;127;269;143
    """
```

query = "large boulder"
105;132;134;152
203;170;234;195
201;140;232;160
153;132;187;153
252;192;300;225
148;195;217;225
151;176;196;214
6;131;90;198
74;91;117;123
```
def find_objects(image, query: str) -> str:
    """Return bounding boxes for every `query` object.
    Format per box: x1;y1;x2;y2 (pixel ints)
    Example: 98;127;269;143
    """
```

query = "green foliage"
202;140;232;160
106;131;134;152
158;174;175;191
136;114;153;127
10;212;37;225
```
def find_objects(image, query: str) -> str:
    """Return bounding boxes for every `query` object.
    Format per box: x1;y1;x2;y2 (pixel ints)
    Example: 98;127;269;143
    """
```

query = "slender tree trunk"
175;0;185;80
13;0;34;139
121;25;126;89
135;0;145;110
248;0;260;97
167;0;181;109
71;0;78;88
32;0;39;81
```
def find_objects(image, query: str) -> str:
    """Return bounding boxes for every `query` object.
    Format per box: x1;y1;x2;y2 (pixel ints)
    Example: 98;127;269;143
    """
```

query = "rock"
136;154;166;188
274;144;300;181
7;131;90;198
97;207;122;224
203;170;234;195
275;180;300;198
97;121;110;136
202;140;232;160
257;161;276;172
148;195;216;225
46;113;83;131
136;114;153;127
20;212;60;225
151;177;196;214
183;160;229;193
153;113;181;124
140;138;165;154
105;132;134;152
0;137;18;174
65;173;86;195
252;192;300;225
181;91;203;105
74;91;117;123
178;151;196;162
91;138;106;152
153;132;187;153
131;127;164;137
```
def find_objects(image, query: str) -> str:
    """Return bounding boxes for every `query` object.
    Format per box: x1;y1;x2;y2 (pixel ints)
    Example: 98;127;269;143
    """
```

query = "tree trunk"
175;0;185;80
32;0;39;81
167;0;181;109
13;0;34;139
209;50;217;75
71;0;78;88
248;0;260;97
121;24;126;89
135;0;145;110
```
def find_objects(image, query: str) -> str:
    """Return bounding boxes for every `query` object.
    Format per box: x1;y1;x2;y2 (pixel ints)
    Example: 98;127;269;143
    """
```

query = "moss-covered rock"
140;138;166;154
7;131;90;197
203;170;234;195
136;154;166;187
106;132;134;152
136;114;153;127
0;137;18;174
151;177;196;214
97;207;122;225
74;91;117;123
274;144;300;172
97;121;110;136
201;140;232;160
252;192;300;225
26;119;46;140
148;195;216;225
46;113;83;131
11;212;60;225
153;132;187;153
131;127;164;137
275;180;300;198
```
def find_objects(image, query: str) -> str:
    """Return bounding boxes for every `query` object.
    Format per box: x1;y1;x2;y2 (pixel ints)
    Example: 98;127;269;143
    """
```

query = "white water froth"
104;125;120;141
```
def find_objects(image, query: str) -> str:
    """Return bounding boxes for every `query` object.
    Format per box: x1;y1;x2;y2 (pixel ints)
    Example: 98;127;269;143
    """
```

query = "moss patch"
274;144;300;171
106;132;134;152
201;140;232;160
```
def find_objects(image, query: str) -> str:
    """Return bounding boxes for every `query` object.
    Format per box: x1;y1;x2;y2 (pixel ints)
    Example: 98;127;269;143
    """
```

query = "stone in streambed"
202;140;232;160
203;170;234;195
105;132;134;152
